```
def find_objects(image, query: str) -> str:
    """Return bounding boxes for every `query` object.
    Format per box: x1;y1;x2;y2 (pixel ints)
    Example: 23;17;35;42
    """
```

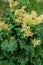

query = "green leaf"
18;39;30;51
35;45;43;57
31;57;41;65
7;39;17;52
1;40;8;51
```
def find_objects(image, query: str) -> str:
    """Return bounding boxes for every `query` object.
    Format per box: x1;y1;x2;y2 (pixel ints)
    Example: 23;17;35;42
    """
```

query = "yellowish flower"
22;13;32;25
22;6;26;9
0;22;9;30
15;17;22;23
32;38;41;47
31;11;37;18
36;17;42;23
40;14;43;20
10;36;14;40
24;30;33;37
8;0;18;11
14;6;43;38
21;24;33;37
15;6;25;17
13;1;19;6
30;17;42;25
8;0;13;8
15;9;43;25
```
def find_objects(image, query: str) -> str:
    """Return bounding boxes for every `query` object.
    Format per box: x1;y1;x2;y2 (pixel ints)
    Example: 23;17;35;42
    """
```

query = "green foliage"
17;0;43;14
0;61;14;65
0;0;43;65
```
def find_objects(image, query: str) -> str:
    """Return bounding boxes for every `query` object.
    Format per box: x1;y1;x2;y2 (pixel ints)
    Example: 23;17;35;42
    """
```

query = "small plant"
0;0;43;65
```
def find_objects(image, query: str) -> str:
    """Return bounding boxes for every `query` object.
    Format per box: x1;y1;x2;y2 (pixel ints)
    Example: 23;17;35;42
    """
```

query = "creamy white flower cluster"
8;0;43;47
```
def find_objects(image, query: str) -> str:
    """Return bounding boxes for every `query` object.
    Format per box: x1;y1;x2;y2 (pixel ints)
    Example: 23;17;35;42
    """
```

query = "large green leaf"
31;57;41;65
7;39;17;52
